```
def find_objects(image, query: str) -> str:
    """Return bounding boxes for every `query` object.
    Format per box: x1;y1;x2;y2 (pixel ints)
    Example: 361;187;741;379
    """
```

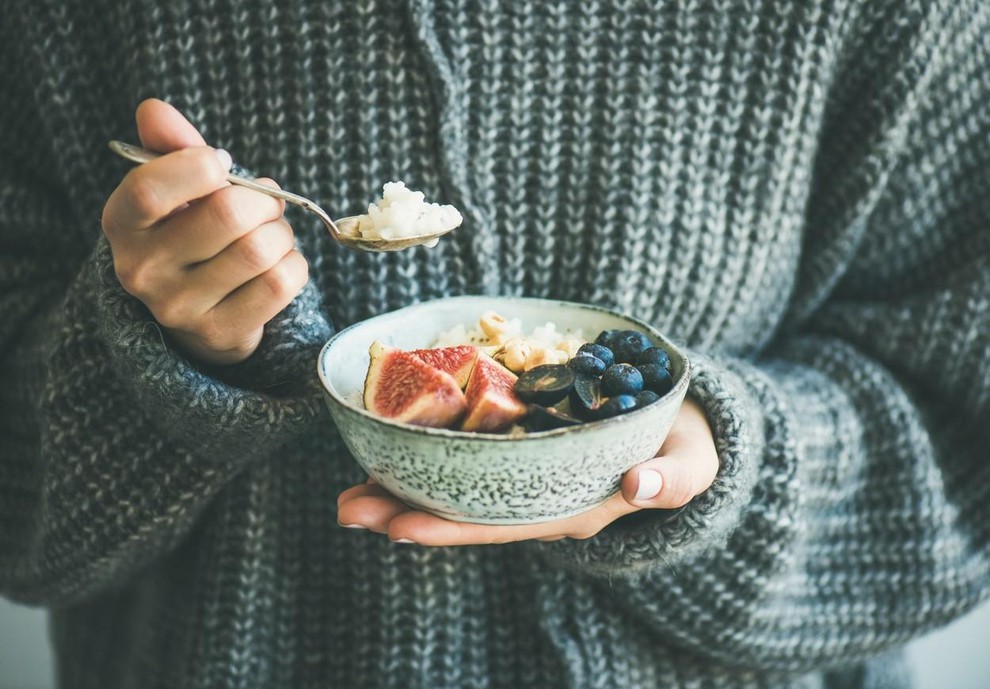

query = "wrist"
165;326;263;366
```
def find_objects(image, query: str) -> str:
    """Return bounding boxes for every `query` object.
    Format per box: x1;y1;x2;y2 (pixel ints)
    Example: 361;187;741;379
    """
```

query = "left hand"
336;398;719;546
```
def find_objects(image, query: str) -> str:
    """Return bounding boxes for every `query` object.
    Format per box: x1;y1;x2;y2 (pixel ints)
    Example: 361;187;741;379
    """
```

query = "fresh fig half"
408;345;479;389
364;341;467;428
461;353;528;433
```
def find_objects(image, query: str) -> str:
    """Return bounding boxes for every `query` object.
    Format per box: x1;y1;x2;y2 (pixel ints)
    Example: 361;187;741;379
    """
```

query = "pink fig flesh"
407;345;479;389
364;341;467;427
460;353;528;433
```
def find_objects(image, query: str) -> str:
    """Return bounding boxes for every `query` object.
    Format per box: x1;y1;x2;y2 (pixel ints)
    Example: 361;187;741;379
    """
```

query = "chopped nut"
490;331;518;346
479;311;509;339
503;339;532;373
555;339;584;360
523;346;559;371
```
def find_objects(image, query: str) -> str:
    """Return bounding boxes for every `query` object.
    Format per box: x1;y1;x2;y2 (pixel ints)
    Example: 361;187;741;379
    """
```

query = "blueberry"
637;364;673;395
577;342;614;368
568;353;606;376
594;329;622;349
600;363;644;396
612;330;653;364
636;346;671;371
634;390;660;408
598;394;638;418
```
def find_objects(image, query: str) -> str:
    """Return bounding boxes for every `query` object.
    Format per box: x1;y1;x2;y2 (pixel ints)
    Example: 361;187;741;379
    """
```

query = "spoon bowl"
108;141;456;252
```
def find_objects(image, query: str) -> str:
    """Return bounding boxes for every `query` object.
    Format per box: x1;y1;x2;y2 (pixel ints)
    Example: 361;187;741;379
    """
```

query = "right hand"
102;98;309;365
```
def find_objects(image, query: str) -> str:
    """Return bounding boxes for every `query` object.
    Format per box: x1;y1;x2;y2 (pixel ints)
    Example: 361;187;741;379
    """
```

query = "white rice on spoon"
353;181;463;248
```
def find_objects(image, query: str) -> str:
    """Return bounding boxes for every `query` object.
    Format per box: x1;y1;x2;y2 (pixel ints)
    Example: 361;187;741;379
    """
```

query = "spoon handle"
107;140;342;238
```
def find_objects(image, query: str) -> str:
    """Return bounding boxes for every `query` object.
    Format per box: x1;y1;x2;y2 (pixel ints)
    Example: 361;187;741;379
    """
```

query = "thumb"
620;398;720;509
135;98;207;153
620;454;702;510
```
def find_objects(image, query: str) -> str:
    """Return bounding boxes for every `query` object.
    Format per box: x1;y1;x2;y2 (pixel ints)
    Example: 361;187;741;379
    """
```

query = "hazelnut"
503;339;532;373
555;338;584;360
479;311;509;339
523;346;558;371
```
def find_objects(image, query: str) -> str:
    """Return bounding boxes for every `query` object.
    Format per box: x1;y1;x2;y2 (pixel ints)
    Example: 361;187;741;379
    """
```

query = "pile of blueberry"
514;329;674;431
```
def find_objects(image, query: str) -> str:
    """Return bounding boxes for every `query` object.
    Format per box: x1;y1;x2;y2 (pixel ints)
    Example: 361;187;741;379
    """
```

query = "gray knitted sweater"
2;1;989;687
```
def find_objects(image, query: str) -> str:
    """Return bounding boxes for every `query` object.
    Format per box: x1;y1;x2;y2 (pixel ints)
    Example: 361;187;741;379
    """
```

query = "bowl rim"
316;295;691;442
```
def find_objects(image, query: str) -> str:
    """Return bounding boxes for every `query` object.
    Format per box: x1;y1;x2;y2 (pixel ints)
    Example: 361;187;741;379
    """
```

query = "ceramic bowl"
317;296;690;524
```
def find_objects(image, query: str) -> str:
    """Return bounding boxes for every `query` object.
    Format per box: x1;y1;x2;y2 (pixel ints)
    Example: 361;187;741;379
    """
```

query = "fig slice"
364;341;467;428
460;353;528;433
407;345;479;389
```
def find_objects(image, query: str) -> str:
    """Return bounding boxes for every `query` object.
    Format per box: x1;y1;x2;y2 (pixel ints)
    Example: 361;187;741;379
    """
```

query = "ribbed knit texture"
2;1;989;688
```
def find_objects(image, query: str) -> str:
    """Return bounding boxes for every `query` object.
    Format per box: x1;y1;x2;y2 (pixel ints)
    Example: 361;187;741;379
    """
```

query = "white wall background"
2;597;989;687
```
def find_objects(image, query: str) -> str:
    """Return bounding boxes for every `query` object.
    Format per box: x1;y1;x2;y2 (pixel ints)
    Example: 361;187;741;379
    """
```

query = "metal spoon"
108;140;457;252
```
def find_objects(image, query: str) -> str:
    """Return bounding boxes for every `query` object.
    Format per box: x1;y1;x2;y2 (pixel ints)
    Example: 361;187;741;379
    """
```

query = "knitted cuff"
529;350;764;578
85;237;332;458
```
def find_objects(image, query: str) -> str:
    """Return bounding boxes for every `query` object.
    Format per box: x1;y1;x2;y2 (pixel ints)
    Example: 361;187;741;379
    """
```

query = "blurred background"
2;597;989;687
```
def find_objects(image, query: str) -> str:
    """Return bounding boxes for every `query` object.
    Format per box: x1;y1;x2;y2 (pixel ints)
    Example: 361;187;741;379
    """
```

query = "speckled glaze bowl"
317;296;691;525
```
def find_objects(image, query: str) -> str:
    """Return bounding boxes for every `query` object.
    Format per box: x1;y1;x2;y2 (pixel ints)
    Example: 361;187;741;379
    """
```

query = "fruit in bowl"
361;312;677;434
317;296;691;524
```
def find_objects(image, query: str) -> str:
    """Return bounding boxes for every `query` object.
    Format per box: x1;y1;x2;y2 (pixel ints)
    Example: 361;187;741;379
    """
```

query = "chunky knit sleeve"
0;238;331;605
0;92;332;605
531;0;990;671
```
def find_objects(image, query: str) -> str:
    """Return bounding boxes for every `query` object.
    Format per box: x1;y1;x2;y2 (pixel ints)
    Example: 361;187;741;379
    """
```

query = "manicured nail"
634;469;663;502
339;522;367;530
393;538;415;544
215;148;233;172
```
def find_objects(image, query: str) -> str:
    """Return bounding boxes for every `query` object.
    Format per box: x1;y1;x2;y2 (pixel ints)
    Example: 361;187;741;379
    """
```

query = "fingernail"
339;522;367;530
215;148;233;172
634;469;663;502
393;538;415;544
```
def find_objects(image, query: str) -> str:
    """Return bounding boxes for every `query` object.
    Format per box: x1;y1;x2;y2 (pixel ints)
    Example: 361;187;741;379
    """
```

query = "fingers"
620;399;719;510
161;249;308;363
206;249;309;338
126;218;294;327
113;184;287;302
113;227;307;365
154;181;287;264
382;502;617;546
103;146;232;234
136;98;208;151
337;483;411;533
337;482;387;508
101;100;308;366
336;482;567;545
190;216;295;287
384;511;540;546
620;456;704;510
